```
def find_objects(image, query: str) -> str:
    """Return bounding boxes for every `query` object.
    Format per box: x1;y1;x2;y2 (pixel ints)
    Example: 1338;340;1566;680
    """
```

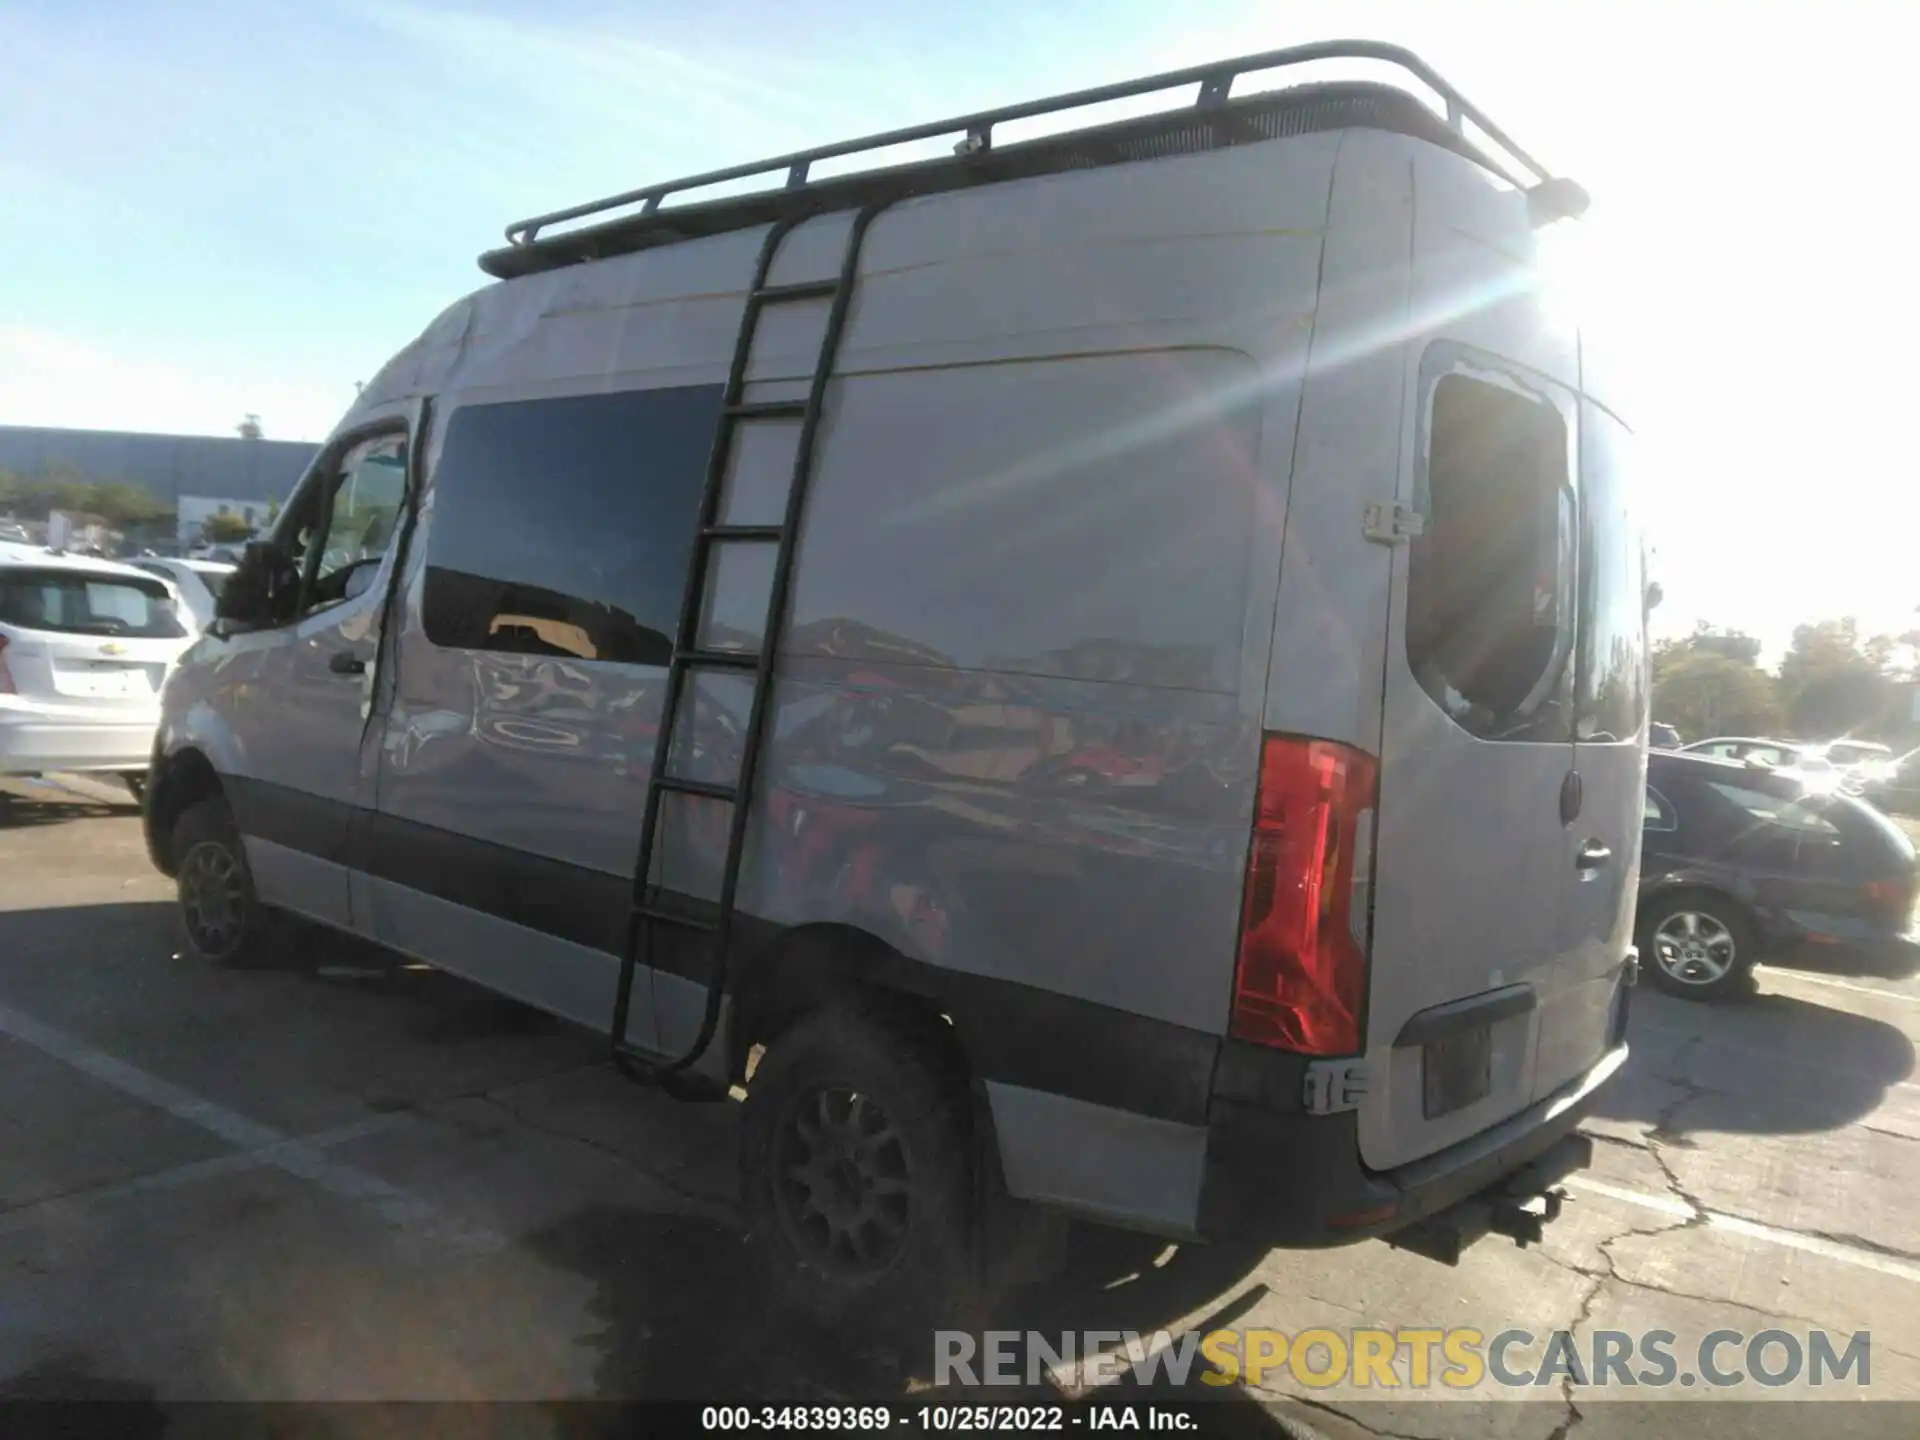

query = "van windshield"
0;568;188;638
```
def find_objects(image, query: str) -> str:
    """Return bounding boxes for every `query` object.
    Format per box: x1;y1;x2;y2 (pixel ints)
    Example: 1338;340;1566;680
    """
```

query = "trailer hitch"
1386;1133;1590;1266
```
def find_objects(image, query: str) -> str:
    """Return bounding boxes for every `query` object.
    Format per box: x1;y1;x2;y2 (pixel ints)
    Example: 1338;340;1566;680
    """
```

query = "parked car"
142;43;1640;1296
1639;750;1920;999
1817;738;1902;798
1;549;197;797
1823;739;1894;772
1677;734;1853;795
1649;721;1682;750
128;558;237;630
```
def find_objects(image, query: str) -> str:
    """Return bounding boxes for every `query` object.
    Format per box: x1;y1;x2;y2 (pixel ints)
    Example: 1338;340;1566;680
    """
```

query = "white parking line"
1568;1174;1920;1284
1769;971;1920;1006
0;1001;502;1255
0;1112;417;1235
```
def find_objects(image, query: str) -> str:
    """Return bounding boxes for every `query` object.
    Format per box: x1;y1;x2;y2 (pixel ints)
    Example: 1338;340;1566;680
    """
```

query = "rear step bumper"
1197;1040;1626;1253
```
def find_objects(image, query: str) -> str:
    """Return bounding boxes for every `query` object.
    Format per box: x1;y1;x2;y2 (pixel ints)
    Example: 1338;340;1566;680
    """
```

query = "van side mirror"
212;540;300;635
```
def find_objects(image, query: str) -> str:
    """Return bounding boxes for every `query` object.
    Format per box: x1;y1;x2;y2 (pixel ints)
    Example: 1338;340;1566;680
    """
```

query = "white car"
128;557;237;630
0;549;199;794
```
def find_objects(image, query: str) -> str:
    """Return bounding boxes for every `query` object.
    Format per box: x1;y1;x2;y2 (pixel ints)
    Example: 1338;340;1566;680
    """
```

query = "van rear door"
1359;342;1582;1172
1535;400;1645;1101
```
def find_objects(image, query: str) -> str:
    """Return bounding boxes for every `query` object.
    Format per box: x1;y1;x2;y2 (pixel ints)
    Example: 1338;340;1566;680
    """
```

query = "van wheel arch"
147;748;226;877
730;923;967;1087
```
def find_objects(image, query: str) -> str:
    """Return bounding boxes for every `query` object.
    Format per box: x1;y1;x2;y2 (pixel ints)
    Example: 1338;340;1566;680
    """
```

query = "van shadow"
0;785;135;828
1768;940;1920;982
525;1206;1324;1432
1595;987;1915;1140
259;921;570;1044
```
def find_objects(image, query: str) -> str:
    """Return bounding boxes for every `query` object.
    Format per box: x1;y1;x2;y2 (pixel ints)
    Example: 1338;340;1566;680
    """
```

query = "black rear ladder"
609;206;879;1082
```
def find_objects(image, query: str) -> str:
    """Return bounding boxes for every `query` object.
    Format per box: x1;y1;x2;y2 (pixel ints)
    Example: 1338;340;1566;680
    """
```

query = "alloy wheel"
179;839;248;958
772;1085;913;1280
1651;910;1737;987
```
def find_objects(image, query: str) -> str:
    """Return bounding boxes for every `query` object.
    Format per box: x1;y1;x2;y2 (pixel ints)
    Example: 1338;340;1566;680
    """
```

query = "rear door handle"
1575;840;1612;873
329;652;367;676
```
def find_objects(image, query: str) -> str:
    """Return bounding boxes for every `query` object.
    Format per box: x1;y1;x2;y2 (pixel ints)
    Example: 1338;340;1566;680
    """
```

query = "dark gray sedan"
1639;750;1920;999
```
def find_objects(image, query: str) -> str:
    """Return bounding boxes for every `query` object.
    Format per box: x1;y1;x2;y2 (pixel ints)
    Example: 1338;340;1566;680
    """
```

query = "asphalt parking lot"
4;774;1919;1437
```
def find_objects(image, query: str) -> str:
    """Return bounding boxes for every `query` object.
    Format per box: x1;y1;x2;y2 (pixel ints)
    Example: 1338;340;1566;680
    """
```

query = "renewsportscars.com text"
935;1327;1872;1391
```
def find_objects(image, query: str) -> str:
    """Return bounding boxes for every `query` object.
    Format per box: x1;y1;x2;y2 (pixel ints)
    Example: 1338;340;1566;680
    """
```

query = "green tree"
1653;648;1782;740
1778;618;1906;741
201;512;256;544
87;482;169;527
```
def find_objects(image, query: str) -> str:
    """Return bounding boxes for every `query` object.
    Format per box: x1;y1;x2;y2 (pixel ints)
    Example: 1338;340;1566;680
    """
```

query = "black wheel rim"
180;839;248;957
773;1085;912;1279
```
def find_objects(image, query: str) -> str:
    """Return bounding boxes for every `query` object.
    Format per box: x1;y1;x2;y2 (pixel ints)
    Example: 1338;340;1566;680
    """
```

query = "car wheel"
172;798;278;967
1640;891;1755;1001
741;1001;976;1326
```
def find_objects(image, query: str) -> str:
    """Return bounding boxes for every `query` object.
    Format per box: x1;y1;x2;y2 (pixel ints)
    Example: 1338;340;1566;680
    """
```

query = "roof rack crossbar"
502;39;1552;247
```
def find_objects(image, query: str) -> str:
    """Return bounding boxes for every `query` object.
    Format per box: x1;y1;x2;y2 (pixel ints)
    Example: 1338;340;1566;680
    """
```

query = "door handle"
1575;840;1612;872
329;652;368;676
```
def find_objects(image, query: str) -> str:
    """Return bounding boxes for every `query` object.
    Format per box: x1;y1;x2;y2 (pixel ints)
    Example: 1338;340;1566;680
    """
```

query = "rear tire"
741;1001;977;1328
1639;890;1755;1001
171;798;279;968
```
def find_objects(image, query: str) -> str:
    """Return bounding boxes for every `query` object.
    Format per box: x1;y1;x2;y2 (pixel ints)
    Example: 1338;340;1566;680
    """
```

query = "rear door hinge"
1303;1058;1371;1115
1362;500;1425;545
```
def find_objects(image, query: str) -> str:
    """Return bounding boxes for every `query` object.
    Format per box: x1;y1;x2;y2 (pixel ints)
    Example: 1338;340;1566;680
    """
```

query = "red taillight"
0;634;14;695
1864;876;1914;922
1230;735;1377;1055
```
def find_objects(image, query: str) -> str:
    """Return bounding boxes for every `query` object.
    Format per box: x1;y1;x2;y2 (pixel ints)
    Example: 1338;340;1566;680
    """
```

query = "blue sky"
2;0;1915;655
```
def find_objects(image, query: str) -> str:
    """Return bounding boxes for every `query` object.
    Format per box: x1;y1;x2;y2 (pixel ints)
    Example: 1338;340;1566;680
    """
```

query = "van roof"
482;38;1582;281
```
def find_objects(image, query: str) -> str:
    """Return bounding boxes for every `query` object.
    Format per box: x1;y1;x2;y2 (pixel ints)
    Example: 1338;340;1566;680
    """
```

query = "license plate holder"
1423;1028;1492;1119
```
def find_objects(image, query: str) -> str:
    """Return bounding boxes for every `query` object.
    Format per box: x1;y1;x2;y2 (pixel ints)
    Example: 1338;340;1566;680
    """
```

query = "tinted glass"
422;386;721;664
0;570;187;639
1576;403;1647;741
1704;779;1840;839
1643;787;1677;831
1409;368;1573;741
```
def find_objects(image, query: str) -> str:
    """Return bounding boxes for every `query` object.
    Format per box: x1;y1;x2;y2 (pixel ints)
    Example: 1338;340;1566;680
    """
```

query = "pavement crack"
1583;1130;1652;1153
1266;1392;1430;1440
1798;1227;1920;1264
1860;1124;1920;1144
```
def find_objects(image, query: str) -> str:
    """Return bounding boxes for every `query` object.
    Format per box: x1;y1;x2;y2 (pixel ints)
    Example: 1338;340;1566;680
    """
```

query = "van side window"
420;386;720;664
1576;404;1647;741
1408;369;1573;741
278;433;409;618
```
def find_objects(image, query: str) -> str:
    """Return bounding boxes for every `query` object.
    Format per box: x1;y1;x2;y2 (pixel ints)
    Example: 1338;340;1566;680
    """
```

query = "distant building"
178;495;278;545
0;424;319;509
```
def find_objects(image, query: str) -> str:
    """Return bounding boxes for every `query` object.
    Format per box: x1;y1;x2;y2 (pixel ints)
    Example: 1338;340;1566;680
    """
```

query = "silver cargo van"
144;41;1645;1302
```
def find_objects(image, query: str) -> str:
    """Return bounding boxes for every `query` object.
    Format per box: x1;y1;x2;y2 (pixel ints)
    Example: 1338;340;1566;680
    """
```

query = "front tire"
171;798;278;967
1640;890;1756;1001
741;1002;977;1325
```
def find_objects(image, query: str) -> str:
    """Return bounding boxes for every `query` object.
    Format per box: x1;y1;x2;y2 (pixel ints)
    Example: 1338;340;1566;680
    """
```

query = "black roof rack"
480;39;1577;281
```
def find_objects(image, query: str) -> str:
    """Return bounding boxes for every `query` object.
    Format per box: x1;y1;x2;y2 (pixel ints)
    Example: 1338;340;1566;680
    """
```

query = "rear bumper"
1197;1039;1626;1248
0;703;158;774
1762;909;1920;975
